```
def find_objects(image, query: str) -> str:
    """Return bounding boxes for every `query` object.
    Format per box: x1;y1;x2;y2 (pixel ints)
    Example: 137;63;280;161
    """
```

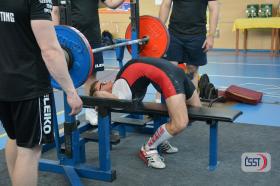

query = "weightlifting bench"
81;96;242;171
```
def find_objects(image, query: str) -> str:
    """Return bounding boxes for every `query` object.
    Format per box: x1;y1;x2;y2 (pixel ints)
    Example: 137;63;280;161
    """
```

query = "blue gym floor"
0;50;280;149
202;52;280;127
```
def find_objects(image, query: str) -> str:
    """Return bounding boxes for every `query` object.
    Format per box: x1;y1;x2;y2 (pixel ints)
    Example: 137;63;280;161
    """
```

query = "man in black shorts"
52;0;124;125
159;0;219;88
89;57;201;169
0;1;82;185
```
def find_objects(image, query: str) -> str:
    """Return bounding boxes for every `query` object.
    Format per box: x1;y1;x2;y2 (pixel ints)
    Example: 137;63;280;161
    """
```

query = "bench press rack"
81;96;242;172
37;0;243;185
39;94;241;185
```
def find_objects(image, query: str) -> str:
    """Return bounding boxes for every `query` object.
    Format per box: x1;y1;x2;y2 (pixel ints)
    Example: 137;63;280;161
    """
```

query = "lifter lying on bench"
88;57;242;170
89;57;202;169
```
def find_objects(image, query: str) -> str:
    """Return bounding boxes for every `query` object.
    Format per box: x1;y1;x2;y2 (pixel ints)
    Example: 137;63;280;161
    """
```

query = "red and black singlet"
115;57;195;100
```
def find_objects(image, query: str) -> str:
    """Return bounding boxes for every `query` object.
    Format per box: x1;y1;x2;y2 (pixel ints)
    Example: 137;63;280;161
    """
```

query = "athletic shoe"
139;146;166;169
159;141;179;154
85;109;98;126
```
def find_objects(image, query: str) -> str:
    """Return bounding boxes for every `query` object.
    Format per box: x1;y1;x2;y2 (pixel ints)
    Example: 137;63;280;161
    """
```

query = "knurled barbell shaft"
92;36;149;53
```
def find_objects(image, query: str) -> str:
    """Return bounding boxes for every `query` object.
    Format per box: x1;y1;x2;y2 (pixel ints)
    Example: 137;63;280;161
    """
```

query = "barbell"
51;15;170;90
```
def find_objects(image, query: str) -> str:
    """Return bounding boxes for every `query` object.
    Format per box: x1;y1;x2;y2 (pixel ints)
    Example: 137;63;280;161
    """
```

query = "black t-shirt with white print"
0;0;53;101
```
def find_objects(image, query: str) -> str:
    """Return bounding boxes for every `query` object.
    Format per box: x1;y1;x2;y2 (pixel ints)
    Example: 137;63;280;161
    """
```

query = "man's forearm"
208;2;219;36
51;6;60;25
42;47;76;95
159;2;171;24
31;20;76;96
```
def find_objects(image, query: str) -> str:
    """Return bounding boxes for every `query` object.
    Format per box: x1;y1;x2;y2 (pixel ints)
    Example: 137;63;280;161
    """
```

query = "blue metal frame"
39;94;116;185
208;120;219;171
97;112;112;171
41;95;222;186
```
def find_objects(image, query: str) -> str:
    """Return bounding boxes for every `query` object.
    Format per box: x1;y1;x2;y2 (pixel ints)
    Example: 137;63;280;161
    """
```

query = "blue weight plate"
51;25;94;90
70;26;94;80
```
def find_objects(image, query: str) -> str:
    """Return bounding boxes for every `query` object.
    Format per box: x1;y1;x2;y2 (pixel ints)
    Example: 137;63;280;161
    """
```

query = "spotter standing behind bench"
90;57;201;169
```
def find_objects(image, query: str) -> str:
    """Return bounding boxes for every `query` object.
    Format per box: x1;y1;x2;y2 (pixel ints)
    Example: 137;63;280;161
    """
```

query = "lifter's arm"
31;20;82;115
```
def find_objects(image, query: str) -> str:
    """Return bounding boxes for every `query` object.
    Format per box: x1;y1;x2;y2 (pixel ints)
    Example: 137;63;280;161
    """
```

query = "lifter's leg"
186;90;201;107
164;94;189;135
139;94;188;168
147;94;188;147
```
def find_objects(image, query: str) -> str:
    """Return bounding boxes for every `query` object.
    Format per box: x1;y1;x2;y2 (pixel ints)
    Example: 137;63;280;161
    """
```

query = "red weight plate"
125;15;170;58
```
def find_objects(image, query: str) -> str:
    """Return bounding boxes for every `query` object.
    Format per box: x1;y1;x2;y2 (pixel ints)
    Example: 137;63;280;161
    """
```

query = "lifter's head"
89;80;114;96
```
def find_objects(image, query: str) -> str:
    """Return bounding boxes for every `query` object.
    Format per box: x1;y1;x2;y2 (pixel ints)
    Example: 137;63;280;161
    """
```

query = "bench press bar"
63;36;149;67
92;36;149;54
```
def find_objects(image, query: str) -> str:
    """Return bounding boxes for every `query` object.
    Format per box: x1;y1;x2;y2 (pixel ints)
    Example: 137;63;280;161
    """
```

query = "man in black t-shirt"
159;0;219;88
0;0;82;185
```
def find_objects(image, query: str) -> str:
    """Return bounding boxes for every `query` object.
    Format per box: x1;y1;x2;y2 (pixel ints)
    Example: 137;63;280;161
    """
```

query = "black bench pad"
81;96;242;123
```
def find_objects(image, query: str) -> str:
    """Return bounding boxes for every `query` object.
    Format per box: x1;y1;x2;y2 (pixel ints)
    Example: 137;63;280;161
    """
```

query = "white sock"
155;98;161;103
145;124;173;150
